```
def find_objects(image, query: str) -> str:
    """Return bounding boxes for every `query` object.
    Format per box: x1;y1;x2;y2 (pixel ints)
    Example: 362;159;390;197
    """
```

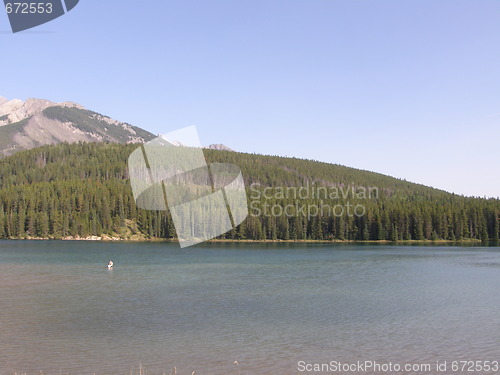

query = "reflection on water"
0;241;499;374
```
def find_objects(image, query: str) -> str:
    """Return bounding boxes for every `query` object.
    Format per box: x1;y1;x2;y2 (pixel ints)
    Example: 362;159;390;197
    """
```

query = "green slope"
0;142;498;242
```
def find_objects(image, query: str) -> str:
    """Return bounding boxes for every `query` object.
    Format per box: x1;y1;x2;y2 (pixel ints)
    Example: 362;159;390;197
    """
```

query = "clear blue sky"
1;0;499;197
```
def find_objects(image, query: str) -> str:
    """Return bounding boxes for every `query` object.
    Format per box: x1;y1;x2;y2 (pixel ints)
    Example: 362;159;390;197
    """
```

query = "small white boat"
107;260;114;269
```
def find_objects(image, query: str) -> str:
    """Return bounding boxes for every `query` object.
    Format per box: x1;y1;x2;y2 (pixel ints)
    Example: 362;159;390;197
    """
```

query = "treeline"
0;142;498;241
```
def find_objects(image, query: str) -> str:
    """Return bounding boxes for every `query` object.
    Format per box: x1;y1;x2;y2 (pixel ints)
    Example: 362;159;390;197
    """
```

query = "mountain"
0;96;155;157
206;144;234;152
0;142;498;241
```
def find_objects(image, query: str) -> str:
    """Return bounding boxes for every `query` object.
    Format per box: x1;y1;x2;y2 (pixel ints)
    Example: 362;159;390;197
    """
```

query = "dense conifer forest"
0;142;498;242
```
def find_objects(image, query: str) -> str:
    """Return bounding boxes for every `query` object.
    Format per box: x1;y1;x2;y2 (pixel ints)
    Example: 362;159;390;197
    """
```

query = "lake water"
1;241;500;375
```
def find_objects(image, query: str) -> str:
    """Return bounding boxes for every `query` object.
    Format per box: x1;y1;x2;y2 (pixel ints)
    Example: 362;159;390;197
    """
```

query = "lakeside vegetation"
0;142;498;242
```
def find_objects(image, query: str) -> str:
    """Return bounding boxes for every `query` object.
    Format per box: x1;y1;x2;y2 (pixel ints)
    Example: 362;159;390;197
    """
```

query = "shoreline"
0;236;489;244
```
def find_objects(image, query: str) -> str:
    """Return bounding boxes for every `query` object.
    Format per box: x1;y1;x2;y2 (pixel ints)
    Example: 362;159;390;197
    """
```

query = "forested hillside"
0;142;498;242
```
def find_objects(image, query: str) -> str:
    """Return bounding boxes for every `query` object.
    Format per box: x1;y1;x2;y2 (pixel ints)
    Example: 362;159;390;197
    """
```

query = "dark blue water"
1;241;499;374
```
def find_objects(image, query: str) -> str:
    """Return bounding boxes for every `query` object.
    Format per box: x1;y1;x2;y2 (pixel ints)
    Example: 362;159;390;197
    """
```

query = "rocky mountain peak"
0;95;154;157
206;144;234;152
0;96;88;125
0;95;232;158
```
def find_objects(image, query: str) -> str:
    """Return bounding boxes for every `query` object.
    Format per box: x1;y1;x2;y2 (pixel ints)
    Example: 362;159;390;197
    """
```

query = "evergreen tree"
0;142;497;242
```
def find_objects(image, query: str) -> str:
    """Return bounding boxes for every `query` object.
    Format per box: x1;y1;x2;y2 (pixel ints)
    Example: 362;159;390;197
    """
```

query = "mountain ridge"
0;97;84;125
0;96;235;157
0;96;155;157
